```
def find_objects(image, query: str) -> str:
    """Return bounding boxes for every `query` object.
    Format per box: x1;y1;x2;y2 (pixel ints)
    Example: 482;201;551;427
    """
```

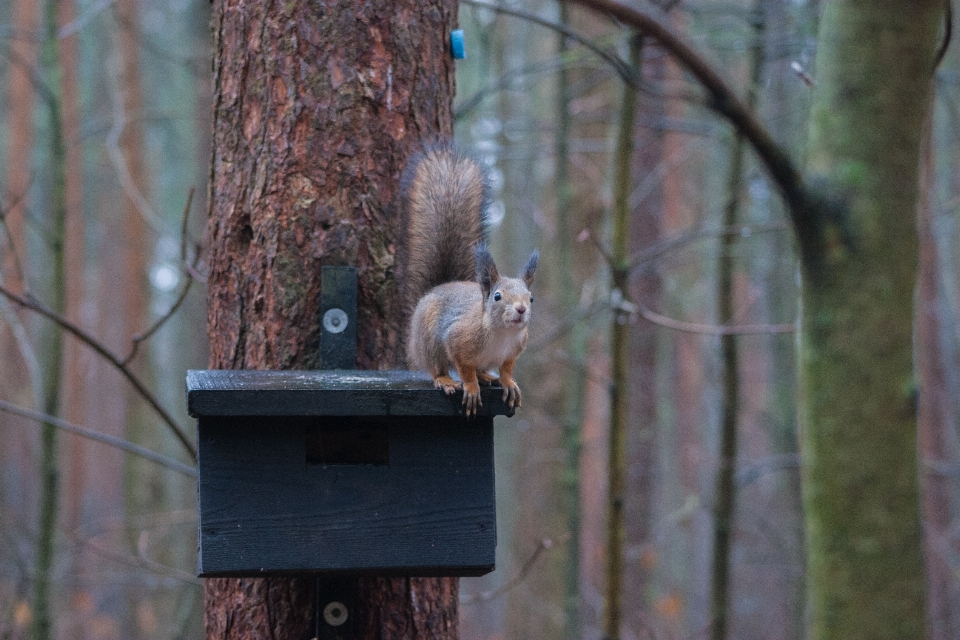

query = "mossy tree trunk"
602;34;641;640
799;3;940;639
31;0;69;638
205;0;459;638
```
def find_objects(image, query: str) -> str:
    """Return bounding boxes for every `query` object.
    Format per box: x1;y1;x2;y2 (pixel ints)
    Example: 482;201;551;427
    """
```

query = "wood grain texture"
197;416;495;577
187;369;517;418
205;0;460;636
207;0;456;373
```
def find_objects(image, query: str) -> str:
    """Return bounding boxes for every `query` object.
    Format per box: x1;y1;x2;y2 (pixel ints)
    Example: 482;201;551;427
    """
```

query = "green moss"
800;2;939;639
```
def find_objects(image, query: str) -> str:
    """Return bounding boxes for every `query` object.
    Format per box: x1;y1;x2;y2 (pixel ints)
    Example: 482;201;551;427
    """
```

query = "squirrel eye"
530;295;534;303
494;291;502;301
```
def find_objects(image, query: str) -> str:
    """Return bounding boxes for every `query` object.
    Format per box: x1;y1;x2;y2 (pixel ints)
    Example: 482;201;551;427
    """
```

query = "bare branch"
460;534;569;604
58;0;116;39
577;228;614;266
568;0;821;265
637;303;795;336
0;296;43;400
105;40;164;232
462;0;637;84
123;188;198;365
529;298;605;351
0;42;57;106
0;398;196;477
71;531;201;585
631;222;788;271
0;283;197;460
0;182;35;289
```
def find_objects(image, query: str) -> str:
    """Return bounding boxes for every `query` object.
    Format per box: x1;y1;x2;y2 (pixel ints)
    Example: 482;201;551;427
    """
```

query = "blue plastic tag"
451;30;466;60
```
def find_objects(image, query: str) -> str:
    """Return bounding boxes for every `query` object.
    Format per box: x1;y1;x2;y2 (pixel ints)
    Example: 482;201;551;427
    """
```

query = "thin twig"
460;534;569;604
57;0;116;39
0;398;196;477
105;40;164;232
70;531;201;585
568;0;819;264
630;222;788;271
0;43;57;106
577;228;615;266
0;296;43;401
583;222;788;273
0;283;196;460
123;188;197;365
529;298;605;350
0;181;36;289
457;55;573;121
124;276;194;365
462;0;637;85
637;303;795;335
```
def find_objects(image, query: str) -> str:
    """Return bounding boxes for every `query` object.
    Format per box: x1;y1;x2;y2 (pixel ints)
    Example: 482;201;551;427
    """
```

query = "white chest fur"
477;326;526;371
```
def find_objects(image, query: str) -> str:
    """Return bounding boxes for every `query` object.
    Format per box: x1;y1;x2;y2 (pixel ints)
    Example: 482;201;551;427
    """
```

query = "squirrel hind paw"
434;375;462;395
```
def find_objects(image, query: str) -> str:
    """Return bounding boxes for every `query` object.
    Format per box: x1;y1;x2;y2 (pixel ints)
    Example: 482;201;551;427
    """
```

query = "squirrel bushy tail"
402;146;489;310
402;145;536;416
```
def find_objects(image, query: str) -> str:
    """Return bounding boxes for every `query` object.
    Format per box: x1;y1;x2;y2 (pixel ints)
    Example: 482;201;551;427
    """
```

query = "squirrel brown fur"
403;147;538;417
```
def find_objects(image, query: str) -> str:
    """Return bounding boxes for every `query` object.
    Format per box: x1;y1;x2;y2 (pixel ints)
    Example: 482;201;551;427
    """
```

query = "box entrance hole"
305;418;389;465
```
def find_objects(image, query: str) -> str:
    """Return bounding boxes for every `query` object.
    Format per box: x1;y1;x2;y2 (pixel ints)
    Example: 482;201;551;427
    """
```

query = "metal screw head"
323;308;349;334
323;601;349;626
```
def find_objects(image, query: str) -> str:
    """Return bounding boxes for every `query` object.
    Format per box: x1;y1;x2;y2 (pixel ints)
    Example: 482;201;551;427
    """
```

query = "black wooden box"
186;369;514;577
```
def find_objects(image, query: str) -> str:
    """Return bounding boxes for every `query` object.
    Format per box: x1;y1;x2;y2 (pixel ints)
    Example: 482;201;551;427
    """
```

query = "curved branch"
460;534;568;603
461;0;637;84
0;398;196;477
638;303;796;336
567;0;820;264
123;187;198;365
0;283;196;460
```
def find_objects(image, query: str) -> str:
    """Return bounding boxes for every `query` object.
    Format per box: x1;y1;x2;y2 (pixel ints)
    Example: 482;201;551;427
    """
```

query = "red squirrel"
403;147;538;417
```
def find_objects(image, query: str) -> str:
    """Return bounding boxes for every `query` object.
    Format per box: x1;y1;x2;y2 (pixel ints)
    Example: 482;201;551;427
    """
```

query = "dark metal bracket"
320;266;357;370
316;576;356;640
318;266;358;638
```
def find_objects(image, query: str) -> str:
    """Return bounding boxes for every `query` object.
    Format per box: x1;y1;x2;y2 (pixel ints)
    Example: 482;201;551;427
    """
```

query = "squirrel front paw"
434;375;463;395
502;380;522;409
462;382;482;417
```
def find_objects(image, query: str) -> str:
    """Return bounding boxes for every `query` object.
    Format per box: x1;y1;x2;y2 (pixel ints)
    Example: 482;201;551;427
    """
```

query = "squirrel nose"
516;304;527;315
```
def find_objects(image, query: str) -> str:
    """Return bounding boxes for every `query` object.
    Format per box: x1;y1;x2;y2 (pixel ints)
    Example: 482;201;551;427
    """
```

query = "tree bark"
800;3;940;639
917;112;956;640
205;0;459;638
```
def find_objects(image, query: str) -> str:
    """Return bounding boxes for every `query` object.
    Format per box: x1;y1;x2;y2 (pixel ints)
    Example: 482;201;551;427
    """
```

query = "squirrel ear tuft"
521;249;538;287
474;243;500;298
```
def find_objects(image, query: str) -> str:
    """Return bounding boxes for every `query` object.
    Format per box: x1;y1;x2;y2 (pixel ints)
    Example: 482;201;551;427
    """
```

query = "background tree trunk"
800;3;940;639
204;0;459;638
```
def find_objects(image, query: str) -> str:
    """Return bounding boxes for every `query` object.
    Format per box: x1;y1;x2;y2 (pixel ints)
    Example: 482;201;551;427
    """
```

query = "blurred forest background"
0;0;958;639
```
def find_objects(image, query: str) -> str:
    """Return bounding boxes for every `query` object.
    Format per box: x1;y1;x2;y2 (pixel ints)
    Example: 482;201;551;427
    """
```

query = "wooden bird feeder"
187;368;514;578
188;267;514;578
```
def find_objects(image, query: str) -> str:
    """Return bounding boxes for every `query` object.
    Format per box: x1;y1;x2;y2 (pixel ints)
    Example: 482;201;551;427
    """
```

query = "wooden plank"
186;369;517;418
197;415;496;577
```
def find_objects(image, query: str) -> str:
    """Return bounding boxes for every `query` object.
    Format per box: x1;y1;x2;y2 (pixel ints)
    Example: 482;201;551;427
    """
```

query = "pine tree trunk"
205;0;459;637
800;3;940;639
